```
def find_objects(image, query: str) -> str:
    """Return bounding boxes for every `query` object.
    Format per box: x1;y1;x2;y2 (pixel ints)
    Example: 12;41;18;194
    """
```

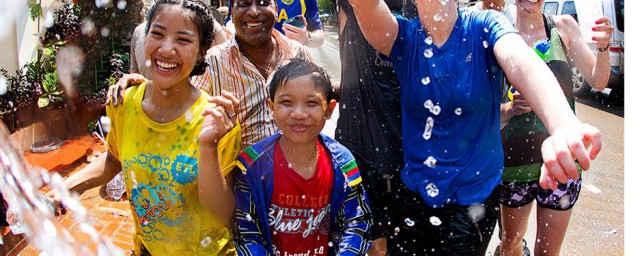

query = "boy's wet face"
269;75;335;145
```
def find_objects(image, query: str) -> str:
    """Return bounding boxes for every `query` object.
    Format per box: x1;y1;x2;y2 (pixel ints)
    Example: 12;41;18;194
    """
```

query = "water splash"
425;183;439;197
429;216;442;226
82;18;96;36
200;236;212;247
56;45;85;100
423;156;436;168
0;124;124;255
44;11;55;28
421;77;431;86
423;48;434;58
96;0;111;8
404;218;415;227
467;204;486;223
425;36;433;45
483;41;489;48
433;13;443;22
422;117;434;140
117;0;128;10
0;76;7;95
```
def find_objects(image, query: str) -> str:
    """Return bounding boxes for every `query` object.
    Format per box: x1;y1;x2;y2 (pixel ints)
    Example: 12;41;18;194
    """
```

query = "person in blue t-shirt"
274;0;325;48
225;0;325;47
346;0;603;254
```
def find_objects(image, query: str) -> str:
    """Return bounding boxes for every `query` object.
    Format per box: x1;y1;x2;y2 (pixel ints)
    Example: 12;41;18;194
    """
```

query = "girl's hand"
198;91;240;146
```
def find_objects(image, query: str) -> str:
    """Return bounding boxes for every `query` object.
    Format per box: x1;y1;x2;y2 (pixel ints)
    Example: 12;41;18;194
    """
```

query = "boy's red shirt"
268;140;334;255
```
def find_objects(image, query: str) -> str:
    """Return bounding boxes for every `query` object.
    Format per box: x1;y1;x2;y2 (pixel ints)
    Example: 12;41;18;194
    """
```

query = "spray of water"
0;123;124;255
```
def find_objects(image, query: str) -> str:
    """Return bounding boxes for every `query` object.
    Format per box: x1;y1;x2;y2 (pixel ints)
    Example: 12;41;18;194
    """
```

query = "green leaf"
38;96;50;108
29;2;42;21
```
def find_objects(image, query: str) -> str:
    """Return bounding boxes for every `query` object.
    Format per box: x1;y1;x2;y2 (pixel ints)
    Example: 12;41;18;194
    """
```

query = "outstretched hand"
44;190;67;217
105;73;148;106
539;123;602;190
199;90;241;146
282;16;309;45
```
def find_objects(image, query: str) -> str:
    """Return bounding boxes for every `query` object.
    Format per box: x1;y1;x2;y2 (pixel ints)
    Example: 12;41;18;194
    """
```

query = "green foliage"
29;1;42;21
317;0;336;14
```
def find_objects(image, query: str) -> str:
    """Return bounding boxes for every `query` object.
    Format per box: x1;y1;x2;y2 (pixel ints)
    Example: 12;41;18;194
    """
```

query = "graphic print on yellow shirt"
106;82;240;255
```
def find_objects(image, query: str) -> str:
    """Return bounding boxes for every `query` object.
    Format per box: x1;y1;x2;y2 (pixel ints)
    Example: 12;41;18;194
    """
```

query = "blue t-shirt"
389;9;517;207
274;0;323;33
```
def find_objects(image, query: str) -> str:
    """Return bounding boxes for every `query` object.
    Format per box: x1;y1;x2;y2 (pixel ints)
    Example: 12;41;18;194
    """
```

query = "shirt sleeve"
304;0;323;31
105;103;121;161
336;182;373;255
483;10;518;51
233;167;270;255
217;122;243;176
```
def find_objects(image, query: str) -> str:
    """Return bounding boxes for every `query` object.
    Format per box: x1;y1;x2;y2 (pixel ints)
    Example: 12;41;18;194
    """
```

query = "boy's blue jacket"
233;133;373;256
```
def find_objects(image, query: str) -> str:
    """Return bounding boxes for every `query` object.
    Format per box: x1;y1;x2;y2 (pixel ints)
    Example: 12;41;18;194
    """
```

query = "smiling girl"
46;1;241;255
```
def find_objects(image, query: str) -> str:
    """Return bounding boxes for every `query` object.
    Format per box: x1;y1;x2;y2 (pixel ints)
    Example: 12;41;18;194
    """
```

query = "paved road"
311;25;625;255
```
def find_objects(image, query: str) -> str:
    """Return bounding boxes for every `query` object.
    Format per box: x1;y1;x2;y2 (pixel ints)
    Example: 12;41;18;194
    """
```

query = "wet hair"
268;59;333;102
145;0;214;76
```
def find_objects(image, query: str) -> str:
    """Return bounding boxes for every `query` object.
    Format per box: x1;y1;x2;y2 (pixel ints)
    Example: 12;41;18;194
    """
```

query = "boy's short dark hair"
268;59;333;102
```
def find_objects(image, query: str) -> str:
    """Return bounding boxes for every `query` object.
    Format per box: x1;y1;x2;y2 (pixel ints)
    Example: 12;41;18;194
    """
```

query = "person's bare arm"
282;18;325;48
347;0;398;56
46;151;121;215
213;20;228;46
494;33;602;190
556;15;612;91
198;91;240;225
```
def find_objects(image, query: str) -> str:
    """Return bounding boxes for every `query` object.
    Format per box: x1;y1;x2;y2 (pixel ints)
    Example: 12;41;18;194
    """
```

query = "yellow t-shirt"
106;82;240;255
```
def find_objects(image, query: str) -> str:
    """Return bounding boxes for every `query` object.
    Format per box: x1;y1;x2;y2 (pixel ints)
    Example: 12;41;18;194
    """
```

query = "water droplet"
425;183;439;197
95;0;111;8
483;41;489;48
423;117;434;140
432;105;441;115
161;90;168;96
0;76;7;95
467;204;486;223
185;110;193;123
421;77;431;85
429;216;442;226
385;33;390;37
200;236;212;247
530;24;535;29
328;241;334;247
423;48;434;58
455;108;462;115
44;11;55;28
100;27;111;37
483;27;489;33
424;36;433;45
433;13;443;22
424;156;437;168
394;227;400;235
287;163;293;169
245;214;252;221
117;0;127;10
81;18;96;35
404;218;415;227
